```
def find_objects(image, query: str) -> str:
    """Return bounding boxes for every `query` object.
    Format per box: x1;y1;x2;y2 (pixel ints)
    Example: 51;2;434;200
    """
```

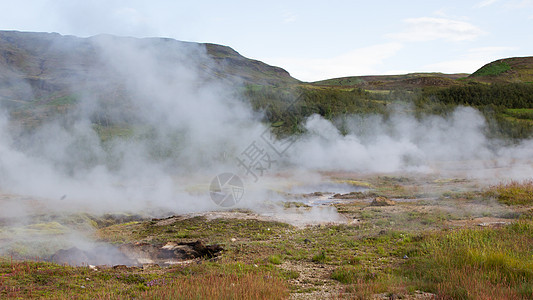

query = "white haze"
288;108;533;179
1;36;267;215
0;35;533;259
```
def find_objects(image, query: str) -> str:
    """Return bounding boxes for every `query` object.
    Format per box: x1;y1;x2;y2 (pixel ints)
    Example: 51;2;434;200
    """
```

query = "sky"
0;0;532;81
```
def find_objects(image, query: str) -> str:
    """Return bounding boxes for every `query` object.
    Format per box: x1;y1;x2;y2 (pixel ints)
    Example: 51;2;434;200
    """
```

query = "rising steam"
0;34;532;260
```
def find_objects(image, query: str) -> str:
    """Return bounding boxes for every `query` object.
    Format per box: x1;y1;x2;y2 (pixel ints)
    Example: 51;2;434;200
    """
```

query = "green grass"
0;258;288;299
313;77;364;86
505;108;533;120
311;251;327;263
331;265;378;284
484;180;533;205
268;255;283;265
472;61;511;77
400;221;533;299
98;216;292;244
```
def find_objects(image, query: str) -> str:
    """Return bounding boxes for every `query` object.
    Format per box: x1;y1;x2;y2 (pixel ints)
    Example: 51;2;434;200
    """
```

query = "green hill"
469;56;533;83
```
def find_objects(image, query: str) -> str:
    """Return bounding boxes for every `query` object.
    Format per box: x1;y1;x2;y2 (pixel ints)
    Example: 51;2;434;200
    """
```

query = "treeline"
242;82;533;140
416;83;533;140
418;83;533;108
242;84;387;135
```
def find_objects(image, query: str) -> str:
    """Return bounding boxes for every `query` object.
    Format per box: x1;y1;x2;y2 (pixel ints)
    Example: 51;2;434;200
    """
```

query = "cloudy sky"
1;0;532;81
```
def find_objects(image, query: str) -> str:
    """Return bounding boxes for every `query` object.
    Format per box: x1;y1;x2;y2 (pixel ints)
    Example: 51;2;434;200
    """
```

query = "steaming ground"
1;35;533;260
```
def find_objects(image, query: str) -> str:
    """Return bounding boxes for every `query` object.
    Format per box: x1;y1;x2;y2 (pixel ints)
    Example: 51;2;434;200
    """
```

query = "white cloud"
475;0;500;8
513;0;533;7
282;10;297;23
264;43;404;82
390;17;485;42
505;0;533;18
433;9;449;17
502;0;533;10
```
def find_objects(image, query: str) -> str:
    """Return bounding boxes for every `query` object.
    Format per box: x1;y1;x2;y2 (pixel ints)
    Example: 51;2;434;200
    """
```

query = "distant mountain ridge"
313;57;533;89
0;30;532;116
313;73;468;90
0;31;532;140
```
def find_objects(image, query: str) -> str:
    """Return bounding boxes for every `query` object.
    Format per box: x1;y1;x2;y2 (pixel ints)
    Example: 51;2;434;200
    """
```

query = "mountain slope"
204;43;297;85
0;31;299;106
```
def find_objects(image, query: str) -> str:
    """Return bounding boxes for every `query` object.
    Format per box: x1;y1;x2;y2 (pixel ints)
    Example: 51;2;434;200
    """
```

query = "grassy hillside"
469;56;533;83
313;73;467;90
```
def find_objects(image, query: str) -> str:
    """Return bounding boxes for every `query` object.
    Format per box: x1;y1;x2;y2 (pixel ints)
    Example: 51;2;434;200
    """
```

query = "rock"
51;240;223;267
332;191;367;199
142;263;161;270
188;240;222;258
50;245;134;266
478;221;508;227
119;240;223;265
302;192;323;198
50;247;90;266
370;196;395;206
